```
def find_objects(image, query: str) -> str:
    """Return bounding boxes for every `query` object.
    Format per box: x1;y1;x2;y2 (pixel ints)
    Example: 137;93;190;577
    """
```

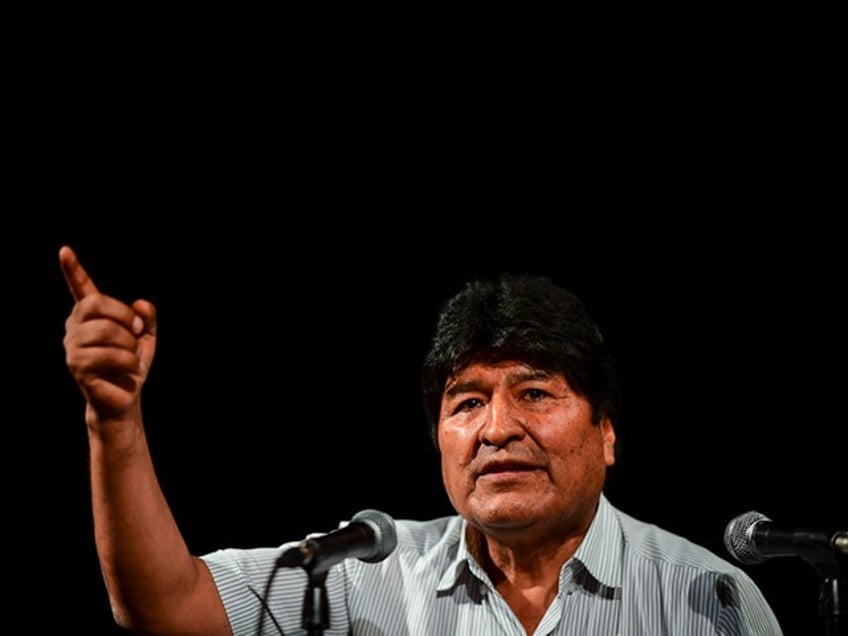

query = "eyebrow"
444;369;555;399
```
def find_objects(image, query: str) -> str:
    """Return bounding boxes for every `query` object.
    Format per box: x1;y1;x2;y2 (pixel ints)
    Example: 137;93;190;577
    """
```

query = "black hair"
421;273;621;445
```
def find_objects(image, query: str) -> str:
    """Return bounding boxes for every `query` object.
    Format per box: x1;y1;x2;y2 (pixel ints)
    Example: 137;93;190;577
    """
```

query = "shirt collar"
436;493;623;593
437;516;478;592
573;492;623;589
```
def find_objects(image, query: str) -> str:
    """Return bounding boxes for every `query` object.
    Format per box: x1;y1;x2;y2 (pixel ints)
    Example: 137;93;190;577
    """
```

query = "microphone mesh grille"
724;510;770;564
352;509;398;563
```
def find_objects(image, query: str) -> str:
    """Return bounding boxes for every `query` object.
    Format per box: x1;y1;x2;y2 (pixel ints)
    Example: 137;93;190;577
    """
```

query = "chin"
467;497;543;528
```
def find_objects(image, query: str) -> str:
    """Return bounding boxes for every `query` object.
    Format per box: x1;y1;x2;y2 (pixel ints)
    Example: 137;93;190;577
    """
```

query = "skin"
60;245;231;635
438;360;616;635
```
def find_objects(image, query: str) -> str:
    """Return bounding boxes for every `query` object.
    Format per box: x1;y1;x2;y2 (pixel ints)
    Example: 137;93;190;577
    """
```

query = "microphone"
277;509;397;575
723;510;845;565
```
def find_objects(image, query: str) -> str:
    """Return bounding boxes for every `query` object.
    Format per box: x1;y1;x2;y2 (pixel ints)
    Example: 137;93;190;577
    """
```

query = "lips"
476;459;541;477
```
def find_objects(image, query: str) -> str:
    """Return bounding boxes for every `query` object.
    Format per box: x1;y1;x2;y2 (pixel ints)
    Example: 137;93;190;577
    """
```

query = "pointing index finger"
59;245;100;301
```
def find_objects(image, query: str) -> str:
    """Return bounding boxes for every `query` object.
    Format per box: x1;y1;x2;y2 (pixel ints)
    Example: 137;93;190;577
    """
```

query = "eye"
522;388;550;401
453;397;483;414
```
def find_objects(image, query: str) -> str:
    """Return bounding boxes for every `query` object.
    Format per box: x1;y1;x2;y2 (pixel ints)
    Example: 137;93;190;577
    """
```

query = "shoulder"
609;503;774;602
613;506;734;572
606;506;782;632
393;515;463;555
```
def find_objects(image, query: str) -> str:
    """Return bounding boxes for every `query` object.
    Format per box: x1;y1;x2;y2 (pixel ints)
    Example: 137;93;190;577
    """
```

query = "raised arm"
60;246;230;635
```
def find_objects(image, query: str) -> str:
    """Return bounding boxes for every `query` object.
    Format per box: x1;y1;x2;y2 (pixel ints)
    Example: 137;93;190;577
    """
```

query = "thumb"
131;299;157;377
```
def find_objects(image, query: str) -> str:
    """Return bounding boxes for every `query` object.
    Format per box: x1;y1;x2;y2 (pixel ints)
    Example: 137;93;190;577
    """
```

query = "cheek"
553;427;607;468
438;427;471;504
437;421;476;467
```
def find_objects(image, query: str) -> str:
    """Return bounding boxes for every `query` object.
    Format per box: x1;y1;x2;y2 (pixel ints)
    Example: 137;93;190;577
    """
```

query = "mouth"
476;460;541;479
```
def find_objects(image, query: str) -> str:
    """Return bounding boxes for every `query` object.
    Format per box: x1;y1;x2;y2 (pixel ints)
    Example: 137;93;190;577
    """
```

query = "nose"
479;393;526;447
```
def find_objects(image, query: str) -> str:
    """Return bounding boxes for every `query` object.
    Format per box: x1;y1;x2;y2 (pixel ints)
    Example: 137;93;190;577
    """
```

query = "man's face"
437;360;616;537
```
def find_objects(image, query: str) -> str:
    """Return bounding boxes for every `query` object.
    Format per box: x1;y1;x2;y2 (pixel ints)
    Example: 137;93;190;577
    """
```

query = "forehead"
445;360;564;390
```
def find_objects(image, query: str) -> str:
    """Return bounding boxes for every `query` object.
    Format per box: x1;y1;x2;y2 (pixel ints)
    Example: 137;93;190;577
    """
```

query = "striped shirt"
201;493;783;635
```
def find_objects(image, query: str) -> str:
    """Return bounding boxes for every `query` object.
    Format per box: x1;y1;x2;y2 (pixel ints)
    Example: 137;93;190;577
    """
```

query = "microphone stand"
819;574;845;636
301;569;330;636
804;532;847;636
277;538;333;636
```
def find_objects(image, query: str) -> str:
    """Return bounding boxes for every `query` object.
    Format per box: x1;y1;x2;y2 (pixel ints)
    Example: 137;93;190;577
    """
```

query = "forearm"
87;406;229;635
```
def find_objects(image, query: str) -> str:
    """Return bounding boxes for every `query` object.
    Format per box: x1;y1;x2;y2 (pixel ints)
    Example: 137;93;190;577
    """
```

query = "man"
60;245;782;635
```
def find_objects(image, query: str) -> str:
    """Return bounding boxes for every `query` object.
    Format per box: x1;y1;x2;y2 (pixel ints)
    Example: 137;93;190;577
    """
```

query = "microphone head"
724;510;771;564
352;509;398;563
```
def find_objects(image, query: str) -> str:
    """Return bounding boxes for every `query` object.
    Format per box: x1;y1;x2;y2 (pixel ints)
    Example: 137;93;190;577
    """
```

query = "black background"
15;216;846;634
7;28;846;635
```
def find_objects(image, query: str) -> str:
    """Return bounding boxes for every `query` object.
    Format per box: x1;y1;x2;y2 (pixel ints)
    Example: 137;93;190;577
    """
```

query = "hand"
60;245;157;421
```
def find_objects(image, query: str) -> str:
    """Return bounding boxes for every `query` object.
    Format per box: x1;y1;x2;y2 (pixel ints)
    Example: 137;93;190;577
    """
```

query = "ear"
601;417;616;467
